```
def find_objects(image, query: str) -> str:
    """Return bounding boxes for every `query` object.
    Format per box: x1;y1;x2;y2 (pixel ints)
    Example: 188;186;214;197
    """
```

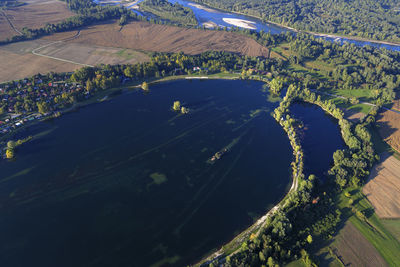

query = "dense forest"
193;0;400;43
139;0;197;26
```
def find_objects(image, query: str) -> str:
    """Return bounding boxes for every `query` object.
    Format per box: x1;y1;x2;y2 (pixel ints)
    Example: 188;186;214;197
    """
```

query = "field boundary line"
1;9;23;35
31;30;94;67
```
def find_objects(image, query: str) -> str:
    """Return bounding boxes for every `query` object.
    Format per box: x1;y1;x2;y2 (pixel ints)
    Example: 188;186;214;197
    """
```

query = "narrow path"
0;9;23;35
31;30;94;67
310;89;400;115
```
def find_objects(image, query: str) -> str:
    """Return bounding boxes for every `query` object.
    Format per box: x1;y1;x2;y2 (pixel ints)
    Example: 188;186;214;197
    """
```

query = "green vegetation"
139;0;197;26
192;0;400;43
381;220;400;242
172;101;181;111
4;136;32;159
149;172;167;185
141;81;149;91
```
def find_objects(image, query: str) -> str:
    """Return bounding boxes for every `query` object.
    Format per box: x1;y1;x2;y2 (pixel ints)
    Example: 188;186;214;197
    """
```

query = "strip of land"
363;153;400;219
377;99;400;153
331;221;388;267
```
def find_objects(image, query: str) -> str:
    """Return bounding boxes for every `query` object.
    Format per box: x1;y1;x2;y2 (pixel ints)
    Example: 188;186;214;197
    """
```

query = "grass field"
381;220;400;242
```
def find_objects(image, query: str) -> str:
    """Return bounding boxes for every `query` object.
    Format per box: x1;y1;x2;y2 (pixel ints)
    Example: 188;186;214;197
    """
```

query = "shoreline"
1;75;299;266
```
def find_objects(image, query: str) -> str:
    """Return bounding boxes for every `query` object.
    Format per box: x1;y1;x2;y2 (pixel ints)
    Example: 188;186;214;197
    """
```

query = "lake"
0;80;343;266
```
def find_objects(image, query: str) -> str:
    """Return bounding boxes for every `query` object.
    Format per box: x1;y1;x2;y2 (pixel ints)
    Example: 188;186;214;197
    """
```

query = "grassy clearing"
304;59;335;73
381;220;400;242
327;88;373;102
114;49;149;60
285;259;308;267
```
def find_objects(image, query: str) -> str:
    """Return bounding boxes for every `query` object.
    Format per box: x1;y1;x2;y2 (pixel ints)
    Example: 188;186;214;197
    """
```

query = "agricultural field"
0;28;150;82
363;153;400;219
0;45;80;82
377;108;400;153
61;20;270;57
330;222;387;267
0;0;75;42
0;20;270;82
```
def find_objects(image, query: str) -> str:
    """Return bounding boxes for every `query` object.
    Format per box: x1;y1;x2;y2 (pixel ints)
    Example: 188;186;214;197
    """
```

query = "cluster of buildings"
0;75;83;137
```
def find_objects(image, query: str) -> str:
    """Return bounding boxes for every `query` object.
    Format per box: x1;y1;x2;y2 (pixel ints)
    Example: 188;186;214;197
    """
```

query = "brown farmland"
331;222;387;266
363;153;400;219
60;21;270;57
0;20;270;82
0;0;75;41
0;48;81;82
377;108;400;153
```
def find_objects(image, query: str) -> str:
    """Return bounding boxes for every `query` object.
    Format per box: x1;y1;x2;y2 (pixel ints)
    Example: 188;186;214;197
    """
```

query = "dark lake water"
0;80;343;266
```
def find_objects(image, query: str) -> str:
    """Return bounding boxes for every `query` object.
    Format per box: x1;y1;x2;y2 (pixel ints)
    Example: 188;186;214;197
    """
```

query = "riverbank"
189;1;400;48
194;86;305;267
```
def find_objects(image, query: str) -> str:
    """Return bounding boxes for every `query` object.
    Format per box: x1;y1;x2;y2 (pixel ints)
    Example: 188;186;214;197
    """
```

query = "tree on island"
6;149;14;159
181;106;189;114
141;81;149;91
172;101;181;111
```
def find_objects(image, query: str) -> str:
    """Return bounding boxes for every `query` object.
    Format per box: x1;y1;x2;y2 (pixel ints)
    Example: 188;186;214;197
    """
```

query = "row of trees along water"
221;78;378;266
2;32;399;123
192;0;400;43
0;51;284;116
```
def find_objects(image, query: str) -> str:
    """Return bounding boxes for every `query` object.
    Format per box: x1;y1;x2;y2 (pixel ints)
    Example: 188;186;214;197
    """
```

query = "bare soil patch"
377;108;400;153
39;42;150;66
0;48;80;82
0;11;17;40
331;221;387;266
0;0;75;41
363;153;400;219
59;21;269;57
0;38;149;82
344;108;366;123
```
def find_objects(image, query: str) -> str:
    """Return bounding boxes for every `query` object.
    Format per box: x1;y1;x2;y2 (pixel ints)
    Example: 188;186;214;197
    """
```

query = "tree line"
192;0;400;43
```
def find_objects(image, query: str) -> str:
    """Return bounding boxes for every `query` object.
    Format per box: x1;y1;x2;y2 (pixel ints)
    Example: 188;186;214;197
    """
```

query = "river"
96;0;400;51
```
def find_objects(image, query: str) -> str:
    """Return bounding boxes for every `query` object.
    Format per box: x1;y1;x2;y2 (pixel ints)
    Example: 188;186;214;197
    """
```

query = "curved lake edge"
194;86;348;266
181;0;400;48
1;77;345;266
